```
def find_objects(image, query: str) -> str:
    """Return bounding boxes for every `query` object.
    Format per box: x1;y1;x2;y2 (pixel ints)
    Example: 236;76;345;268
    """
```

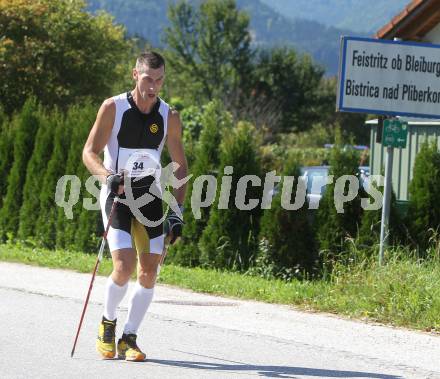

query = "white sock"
103;276;128;321
123;282;154;335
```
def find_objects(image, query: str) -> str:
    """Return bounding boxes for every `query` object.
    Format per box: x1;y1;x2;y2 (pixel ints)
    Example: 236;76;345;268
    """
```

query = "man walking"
82;51;188;361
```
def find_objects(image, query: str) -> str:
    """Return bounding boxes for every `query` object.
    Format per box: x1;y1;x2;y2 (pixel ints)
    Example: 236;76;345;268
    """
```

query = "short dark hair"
136;51;165;71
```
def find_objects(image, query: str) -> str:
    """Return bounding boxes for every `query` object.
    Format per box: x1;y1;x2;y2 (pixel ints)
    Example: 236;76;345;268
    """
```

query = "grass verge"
1;242;440;332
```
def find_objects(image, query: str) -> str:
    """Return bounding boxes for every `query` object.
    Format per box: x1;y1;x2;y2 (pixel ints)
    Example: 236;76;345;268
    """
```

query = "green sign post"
382;119;408;148
379;116;408;265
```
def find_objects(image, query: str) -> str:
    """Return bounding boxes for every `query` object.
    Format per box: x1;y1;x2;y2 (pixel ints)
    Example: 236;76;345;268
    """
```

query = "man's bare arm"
166;109;188;205
82;99;115;184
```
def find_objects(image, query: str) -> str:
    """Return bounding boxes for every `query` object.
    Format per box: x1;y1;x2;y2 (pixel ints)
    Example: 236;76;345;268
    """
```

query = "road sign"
337;36;440;118
382;119;408;148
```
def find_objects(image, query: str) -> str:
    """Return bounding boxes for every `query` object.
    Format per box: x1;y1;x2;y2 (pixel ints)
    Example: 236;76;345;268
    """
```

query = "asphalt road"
0;262;439;378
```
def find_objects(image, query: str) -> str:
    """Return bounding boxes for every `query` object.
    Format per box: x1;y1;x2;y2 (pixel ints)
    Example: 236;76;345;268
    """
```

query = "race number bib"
118;148;161;178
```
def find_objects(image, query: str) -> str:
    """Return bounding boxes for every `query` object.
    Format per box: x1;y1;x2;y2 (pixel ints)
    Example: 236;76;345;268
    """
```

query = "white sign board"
337;36;440;118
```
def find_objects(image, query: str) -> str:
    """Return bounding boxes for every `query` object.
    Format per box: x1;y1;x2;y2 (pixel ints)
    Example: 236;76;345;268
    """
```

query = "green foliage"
74;198;102;253
260;144;334;172
314;77;368;145
165;0;253;104
198;122;262;270
35;110;71;248
0;112;15;208
181;105;204;142
0;106;6;131
17;110;56;240
290;123;335;148
74;145;102;253
356;178;405;253
0;99;40;240
0;101;93;248
408;141;440;252
0;100;102;252
169;100;233;266
251;47;324;132
0;0;130;114
179;104;205;169
55;103;98;251
315;143;364;261
285;147;334;167
257;154;317;279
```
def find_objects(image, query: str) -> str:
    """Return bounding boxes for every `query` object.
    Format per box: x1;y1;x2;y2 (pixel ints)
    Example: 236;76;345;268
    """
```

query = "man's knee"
112;260;135;284
138;265;158;279
114;262;133;276
138;263;158;285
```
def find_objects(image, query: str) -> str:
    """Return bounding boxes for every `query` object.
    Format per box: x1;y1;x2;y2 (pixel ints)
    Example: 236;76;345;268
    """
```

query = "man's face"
133;64;165;101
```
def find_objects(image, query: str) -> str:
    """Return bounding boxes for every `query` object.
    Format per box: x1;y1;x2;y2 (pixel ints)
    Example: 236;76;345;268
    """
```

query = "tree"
74;196;102;253
0;0;130;114
357;178;405;253
17;110;55;240
179;102;205;169
250;47;325;133
55;103;97;250
168;100;233;266
0;112;15;209
315;143;365;260
165;0;253;104
314;76;368;145
35;110;71;248
0;99;40;240
408;141;440;252
198;122;262;270
258;154;317;278
0;106;6;131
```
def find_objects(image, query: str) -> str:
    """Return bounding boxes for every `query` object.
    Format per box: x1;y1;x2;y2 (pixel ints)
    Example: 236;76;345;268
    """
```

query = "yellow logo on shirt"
150;124;158;133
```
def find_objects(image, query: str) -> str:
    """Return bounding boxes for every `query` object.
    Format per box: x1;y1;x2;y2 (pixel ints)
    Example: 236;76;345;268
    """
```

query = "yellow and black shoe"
117;333;146;361
96;316;116;359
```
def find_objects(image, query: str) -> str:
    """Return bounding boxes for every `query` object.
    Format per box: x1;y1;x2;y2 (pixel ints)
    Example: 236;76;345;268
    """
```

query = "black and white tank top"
103;92;169;184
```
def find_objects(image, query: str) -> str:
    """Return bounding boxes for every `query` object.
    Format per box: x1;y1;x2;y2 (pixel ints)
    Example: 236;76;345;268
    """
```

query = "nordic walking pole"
71;196;119;358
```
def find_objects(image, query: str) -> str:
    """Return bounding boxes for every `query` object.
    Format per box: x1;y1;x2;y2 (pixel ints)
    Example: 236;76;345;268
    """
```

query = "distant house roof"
375;0;440;40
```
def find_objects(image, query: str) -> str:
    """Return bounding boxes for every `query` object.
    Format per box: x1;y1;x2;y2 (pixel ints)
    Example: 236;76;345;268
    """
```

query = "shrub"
17;110;55;240
408;141;440;252
35;110;71;248
257;153;317;279
0;112;15;209
356;177;405;254
315;144;364;261
0;99;40;240
56;104;97;250
198;122;262;270
168;100;232;266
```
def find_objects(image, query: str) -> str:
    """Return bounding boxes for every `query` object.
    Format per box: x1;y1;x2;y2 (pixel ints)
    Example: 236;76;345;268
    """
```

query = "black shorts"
100;182;164;254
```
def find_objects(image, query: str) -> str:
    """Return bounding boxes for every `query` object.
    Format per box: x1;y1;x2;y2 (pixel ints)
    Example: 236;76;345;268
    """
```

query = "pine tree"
315;144;364;260
357;178;404;253
74;145;103;253
198;122;262;270
0;99;40;240
0;106;5;129
258;154;317;277
0;113;15;210
169;100;232;266
17;111;55;240
35;109;71;248
408;141;440;252
55;104;96;249
74;195;102;253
